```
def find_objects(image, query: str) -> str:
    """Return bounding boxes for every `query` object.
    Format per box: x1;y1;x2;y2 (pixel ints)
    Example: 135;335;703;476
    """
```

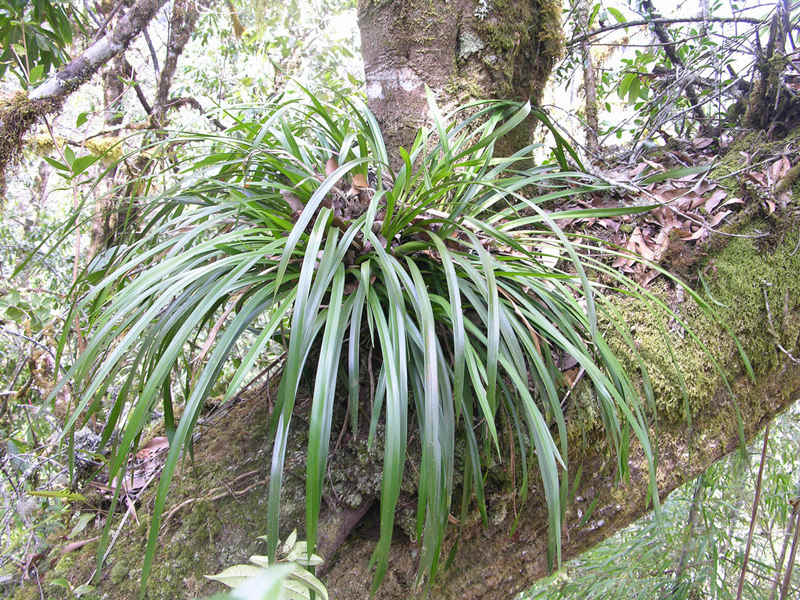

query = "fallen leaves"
564;141;796;285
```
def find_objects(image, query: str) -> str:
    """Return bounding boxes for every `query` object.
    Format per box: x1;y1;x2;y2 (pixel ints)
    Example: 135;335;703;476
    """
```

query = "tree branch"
154;0;200;118
162;96;225;130
30;0;168;102
639;0;707;127
0;0;168;191
143;27;161;78
567;16;763;47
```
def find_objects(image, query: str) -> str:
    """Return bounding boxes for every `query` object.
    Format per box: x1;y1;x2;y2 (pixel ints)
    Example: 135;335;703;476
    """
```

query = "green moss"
710;125;800;197
0;92;62;196
11;584;40;600
446;72;486;102
463;0;563;102
566;225;800;447
110;558;130;585
46;394;316;600
84;136;124;164
52;553;76;577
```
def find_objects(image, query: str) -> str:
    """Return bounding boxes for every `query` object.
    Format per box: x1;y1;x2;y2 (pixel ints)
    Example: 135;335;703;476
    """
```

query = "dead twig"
568;16;762;47
161;469;264;527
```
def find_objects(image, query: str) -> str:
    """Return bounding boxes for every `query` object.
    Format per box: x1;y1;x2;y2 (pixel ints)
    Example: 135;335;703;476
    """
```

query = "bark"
90;52;129;257
102;55;129;127
153;0;201;122
225;0;245;38
28;0;167;102
357;0;563;160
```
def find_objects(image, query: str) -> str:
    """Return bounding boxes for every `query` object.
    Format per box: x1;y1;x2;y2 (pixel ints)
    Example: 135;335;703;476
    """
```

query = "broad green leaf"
205;565;266;589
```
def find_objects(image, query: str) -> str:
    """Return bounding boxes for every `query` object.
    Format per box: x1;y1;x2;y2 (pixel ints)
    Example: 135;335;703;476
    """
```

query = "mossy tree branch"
0;0;168;193
28;0;168;103
30;228;800;600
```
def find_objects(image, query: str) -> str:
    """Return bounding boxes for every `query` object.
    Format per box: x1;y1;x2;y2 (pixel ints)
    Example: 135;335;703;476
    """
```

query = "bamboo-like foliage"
54;90;705;594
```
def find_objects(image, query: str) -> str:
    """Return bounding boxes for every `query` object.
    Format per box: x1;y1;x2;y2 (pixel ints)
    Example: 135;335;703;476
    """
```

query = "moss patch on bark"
0;92;62;196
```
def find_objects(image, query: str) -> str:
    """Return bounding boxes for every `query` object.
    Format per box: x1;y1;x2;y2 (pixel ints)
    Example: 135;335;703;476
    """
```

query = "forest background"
0;0;799;599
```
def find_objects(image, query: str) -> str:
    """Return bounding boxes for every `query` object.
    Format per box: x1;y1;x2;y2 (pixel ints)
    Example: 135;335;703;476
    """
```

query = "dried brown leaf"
681;226;707;241
720;196;744;208
688;194;705;210
709;210;732;227
138;437;168;453
325;157;338;176
691;181;715;195
704;189;727;213
651;227;672;262
597;219;622;233
769;156;790;182
693;137;714;149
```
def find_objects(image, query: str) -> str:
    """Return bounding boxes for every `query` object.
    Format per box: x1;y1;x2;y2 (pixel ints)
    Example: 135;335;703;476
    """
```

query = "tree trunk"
89;50;129;258
357;0;563;160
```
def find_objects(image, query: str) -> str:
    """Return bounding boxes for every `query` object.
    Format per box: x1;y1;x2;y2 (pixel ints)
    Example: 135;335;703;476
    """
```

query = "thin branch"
778;502;800;600
0;0;169;185
567;16;764;46
770;481;800;600
131;80;153;115
92;0;127;42
154;0;201;118
0;328;59;367
671;474;706;588
142;26;160;78
640;1;706;126
163;96;225;130
29;0;168;102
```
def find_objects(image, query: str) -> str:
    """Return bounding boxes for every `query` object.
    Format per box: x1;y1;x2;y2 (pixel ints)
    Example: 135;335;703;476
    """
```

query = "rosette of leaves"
54;89;701;594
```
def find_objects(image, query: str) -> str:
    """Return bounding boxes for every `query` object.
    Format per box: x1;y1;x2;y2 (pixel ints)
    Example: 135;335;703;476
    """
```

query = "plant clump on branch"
52;90;734;596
